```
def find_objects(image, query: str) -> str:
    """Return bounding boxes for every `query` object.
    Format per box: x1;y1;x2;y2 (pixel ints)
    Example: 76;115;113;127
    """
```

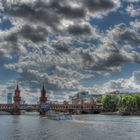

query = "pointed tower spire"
40;82;47;104
16;81;19;91
15;81;20;93
42;82;45;91
41;81;46;92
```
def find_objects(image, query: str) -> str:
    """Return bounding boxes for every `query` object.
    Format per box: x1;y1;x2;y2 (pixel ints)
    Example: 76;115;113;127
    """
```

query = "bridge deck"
0;103;103;113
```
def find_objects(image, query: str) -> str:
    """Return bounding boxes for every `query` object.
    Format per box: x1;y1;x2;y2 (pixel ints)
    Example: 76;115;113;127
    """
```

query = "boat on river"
47;112;72;120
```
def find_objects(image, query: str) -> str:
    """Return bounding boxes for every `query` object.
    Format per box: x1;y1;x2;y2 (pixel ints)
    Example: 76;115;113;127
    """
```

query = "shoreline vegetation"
98;93;140;116
100;112;140;116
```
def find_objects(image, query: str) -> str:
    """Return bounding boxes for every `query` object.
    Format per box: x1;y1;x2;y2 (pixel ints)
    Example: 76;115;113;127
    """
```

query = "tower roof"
15;82;20;91
41;82;46;93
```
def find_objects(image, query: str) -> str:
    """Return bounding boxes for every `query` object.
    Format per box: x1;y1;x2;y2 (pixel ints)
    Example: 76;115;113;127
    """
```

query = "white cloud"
130;19;140;30
126;4;140;17
0;0;140;102
123;0;140;2
102;71;140;93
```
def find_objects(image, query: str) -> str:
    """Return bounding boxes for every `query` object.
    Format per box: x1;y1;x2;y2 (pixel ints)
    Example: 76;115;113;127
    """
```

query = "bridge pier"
11;107;21;115
39;108;46;115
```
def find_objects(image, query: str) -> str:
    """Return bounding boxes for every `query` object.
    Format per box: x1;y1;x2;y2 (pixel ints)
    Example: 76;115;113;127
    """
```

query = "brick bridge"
0;84;103;115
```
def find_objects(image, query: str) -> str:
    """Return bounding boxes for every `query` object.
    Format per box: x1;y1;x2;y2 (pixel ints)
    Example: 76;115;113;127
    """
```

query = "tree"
120;94;140;113
96;96;102;103
102;94;119;112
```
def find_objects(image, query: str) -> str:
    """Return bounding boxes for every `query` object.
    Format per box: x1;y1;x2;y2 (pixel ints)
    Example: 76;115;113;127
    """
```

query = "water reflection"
0;115;140;140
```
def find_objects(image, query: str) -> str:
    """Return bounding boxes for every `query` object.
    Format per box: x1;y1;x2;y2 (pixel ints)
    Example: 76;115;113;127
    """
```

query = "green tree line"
97;93;140;113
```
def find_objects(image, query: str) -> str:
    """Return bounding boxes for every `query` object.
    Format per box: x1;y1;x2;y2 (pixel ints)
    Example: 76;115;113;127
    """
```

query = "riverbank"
100;111;140;116
100;112;121;115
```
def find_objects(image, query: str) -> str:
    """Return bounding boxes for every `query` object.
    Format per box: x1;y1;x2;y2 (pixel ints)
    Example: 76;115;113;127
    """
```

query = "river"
0;114;140;140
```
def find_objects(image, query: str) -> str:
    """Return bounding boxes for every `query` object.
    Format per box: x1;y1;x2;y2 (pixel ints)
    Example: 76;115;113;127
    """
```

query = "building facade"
7;93;13;104
69;91;102;104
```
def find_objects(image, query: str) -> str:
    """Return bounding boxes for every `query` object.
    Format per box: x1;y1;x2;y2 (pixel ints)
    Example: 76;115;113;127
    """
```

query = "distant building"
50;101;60;104
20;99;26;105
69;91;101;104
107;90;120;95
7;93;13;104
106;91;135;96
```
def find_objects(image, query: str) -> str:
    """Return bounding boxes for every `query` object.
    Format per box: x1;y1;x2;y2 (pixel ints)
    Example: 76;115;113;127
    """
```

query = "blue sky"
0;0;140;103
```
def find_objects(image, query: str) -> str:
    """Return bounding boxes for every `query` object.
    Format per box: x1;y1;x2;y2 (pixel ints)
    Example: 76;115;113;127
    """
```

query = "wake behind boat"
47;111;72;120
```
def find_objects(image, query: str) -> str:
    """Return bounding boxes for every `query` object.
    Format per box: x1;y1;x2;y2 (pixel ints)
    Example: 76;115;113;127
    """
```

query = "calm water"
0;114;140;140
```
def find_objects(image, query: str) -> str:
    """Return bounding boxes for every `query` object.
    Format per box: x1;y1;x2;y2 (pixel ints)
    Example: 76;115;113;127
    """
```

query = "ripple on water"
0;115;140;140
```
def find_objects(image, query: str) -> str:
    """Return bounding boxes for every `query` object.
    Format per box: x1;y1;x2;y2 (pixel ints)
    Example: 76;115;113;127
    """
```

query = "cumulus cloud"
3;20;140;101
19;25;48;42
106;23;140;46
51;40;71;54
132;71;140;85
126;4;140;17
67;23;93;35
1;0;140;102
130;20;140;30
0;0;118;60
4;46;85;94
83;0;119;13
1;0;120;32
79;42;140;73
101;70;140;93
123;0;140;3
0;25;48;58
2;24;48;43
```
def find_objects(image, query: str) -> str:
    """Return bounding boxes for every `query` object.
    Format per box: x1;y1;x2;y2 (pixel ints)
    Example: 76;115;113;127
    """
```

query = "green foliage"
120;94;140;112
96;96;102;103
102;94;119;112
101;93;140;113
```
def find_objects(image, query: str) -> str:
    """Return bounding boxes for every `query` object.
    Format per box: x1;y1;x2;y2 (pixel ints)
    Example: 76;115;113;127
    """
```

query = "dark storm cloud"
0;0;120;59
47;0;86;19
0;49;7;57
52;40;71;54
2;0;119;33
2;0;85;31
67;24;92;35
119;30;140;45
0;24;48;58
6;33;18;43
4;25;48;43
79;43;140;72
20;25;48;42
3;1;61;31
108;23;140;46
83;0;117;12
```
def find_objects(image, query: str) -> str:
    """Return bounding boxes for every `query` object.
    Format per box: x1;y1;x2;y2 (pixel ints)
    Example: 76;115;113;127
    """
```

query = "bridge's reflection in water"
0;115;140;140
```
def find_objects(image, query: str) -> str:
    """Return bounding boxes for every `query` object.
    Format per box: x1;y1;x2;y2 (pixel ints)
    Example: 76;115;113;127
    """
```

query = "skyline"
0;0;140;103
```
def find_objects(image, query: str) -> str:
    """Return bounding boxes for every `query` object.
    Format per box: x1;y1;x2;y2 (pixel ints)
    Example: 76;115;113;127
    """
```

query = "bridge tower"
12;83;21;115
39;83;47;115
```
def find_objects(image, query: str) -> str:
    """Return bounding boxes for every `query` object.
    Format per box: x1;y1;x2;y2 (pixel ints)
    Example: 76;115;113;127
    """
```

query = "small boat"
47;112;72;120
